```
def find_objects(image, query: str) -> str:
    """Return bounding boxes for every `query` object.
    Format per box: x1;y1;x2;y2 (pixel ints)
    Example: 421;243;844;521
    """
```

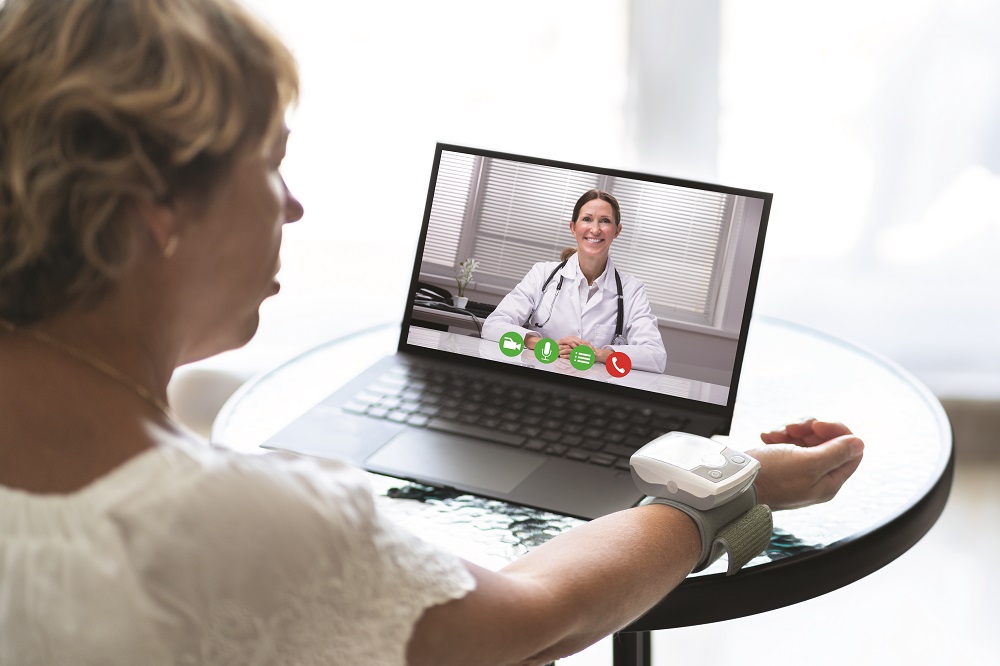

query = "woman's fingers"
760;419;854;446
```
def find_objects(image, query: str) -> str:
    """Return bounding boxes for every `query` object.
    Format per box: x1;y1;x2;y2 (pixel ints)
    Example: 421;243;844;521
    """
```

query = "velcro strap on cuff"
643;487;773;575
711;503;773;574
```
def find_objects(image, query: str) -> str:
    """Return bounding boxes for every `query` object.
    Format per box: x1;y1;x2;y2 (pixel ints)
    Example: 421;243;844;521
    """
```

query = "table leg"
613;631;651;666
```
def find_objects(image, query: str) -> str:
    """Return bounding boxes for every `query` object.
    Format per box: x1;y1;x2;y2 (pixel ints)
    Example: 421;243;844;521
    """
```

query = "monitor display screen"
402;144;770;411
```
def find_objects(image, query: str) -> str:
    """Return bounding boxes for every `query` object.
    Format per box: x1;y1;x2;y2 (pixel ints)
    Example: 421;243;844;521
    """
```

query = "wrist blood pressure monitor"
630;432;773;575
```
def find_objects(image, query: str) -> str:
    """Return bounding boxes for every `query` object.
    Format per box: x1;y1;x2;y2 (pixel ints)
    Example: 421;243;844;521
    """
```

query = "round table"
212;316;954;666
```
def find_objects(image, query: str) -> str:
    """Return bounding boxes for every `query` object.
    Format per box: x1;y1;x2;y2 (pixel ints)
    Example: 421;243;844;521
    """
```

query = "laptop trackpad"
365;430;544;494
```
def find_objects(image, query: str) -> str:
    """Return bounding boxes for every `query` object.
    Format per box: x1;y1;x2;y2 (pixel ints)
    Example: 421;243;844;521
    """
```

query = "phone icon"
606;352;632;377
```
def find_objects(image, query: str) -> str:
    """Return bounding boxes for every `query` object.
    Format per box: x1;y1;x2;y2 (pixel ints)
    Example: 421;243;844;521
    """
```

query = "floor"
559;456;1000;665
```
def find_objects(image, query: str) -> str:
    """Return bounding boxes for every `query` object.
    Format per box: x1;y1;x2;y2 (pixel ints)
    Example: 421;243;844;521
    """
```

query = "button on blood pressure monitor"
731;455;747;464
701;453;727;468
708;470;723;479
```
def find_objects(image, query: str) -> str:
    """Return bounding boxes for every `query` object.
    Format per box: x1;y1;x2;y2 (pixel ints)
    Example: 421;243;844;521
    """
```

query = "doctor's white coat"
482;254;667;373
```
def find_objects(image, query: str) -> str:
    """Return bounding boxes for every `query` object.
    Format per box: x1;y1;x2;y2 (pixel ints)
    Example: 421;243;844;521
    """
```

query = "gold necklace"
0;318;174;421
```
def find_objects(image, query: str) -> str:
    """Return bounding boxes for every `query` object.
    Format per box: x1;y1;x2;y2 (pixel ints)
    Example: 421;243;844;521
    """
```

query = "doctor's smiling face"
570;198;621;262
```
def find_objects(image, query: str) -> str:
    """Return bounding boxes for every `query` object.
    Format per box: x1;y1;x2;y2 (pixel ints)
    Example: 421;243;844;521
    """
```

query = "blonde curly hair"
0;0;298;323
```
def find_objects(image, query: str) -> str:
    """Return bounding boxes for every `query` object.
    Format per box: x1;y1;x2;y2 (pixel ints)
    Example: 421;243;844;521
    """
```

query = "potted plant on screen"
454;258;479;309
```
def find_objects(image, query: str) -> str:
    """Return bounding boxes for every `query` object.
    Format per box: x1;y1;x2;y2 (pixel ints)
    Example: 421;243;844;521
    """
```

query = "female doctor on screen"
482;189;667;373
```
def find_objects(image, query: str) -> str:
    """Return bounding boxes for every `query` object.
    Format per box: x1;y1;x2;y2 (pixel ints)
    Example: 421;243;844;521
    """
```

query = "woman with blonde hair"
0;1;864;664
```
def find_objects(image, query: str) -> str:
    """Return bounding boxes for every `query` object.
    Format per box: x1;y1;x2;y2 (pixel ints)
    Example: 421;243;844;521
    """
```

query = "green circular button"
569;345;596;371
533;337;559;364
498;331;525;357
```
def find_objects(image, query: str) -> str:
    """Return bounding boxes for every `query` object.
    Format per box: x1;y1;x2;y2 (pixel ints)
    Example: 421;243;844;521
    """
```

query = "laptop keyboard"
341;361;690;472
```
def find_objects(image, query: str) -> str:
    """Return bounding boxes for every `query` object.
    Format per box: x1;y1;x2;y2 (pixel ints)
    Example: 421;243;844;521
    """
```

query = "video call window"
422;151;750;329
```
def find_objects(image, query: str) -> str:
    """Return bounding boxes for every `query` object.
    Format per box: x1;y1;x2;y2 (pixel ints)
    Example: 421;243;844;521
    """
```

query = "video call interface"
404;147;768;408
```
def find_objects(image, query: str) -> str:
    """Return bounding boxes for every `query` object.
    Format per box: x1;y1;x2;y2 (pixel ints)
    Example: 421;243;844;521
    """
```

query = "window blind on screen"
470;158;600;282
609;179;732;322
467;157;732;325
423;151;477;267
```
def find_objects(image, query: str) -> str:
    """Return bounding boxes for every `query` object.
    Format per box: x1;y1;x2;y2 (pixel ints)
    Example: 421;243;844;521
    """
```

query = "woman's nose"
283;178;304;223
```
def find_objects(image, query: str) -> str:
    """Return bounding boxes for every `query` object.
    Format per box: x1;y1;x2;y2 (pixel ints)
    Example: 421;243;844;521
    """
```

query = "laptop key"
581;438;604;451
524;439;546;452
367;406;389;419
351;392;382;406
387;411;408;423
566;447;590;462
589;453;616;466
341;402;367;414
426;418;525;447
560;434;583;446
418;404;441;416
406;413;429;427
614;458;632;471
545;443;569;457
602;443;637;458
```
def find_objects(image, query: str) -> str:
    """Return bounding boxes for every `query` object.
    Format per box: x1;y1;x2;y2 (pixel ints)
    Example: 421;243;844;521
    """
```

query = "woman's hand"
555;336;612;363
557;335;589;358
748;419;864;511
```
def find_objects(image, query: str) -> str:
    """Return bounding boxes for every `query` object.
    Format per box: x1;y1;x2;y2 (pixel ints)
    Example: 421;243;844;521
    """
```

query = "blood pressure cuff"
643;486;772;575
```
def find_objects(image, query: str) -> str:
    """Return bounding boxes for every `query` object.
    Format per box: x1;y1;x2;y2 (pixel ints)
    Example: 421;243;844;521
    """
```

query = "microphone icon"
534;338;558;364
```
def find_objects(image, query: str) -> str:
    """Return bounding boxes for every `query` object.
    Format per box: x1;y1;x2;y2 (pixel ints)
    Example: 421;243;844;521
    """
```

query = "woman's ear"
614;223;622;239
133;196;180;258
569;220;576;234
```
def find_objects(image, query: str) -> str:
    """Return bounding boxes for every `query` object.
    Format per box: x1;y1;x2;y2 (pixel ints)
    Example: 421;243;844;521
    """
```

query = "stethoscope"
528;260;627;345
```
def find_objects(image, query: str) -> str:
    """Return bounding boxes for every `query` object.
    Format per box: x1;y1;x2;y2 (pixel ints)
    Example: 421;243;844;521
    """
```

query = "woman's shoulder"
124;442;377;533
109;444;473;665
607;261;647;292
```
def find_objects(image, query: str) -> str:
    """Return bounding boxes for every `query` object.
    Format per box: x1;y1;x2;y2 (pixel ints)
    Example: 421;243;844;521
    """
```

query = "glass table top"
212;316;952;576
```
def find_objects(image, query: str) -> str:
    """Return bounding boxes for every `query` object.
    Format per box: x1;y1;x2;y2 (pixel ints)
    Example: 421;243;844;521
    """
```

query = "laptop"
262;144;772;520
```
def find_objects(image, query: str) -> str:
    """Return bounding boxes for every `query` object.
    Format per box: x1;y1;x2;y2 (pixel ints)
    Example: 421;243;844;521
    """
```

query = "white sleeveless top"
0;441;475;665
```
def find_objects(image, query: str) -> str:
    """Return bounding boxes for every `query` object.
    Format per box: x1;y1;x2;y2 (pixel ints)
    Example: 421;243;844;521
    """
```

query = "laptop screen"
401;144;770;416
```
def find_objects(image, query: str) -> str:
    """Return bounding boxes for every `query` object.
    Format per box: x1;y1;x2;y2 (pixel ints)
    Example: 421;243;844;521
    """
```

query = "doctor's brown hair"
0;0;298;325
571;189;621;226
